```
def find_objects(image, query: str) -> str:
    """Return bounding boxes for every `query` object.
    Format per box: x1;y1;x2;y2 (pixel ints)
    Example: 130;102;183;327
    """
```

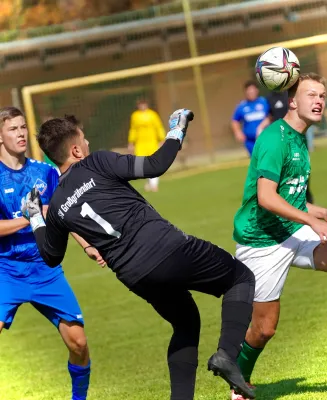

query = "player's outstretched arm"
137;108;194;178
258;178;327;242
89;109;194;181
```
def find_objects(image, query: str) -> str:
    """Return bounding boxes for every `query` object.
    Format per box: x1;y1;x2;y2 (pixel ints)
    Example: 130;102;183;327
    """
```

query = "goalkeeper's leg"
130;237;256;399
199;258;256;399
131;284;200;400
173;237;256;398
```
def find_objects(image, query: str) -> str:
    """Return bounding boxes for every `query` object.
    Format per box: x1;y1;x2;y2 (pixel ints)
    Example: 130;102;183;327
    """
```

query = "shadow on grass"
255;377;327;399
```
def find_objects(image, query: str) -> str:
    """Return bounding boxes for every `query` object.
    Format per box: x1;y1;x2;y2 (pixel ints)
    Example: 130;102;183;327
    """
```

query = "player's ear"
71;144;84;160
288;95;297;110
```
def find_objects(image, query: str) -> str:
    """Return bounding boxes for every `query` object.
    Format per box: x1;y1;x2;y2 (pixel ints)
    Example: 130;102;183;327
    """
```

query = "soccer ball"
255;47;300;92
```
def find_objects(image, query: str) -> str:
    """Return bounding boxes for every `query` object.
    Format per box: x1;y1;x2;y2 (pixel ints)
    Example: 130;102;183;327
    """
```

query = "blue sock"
68;360;91;400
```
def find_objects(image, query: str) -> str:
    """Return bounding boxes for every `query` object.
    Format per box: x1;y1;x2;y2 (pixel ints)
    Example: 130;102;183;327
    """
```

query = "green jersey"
233;119;310;248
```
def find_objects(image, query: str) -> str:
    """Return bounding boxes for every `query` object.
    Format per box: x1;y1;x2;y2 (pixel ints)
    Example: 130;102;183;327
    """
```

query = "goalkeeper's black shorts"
130;235;252;301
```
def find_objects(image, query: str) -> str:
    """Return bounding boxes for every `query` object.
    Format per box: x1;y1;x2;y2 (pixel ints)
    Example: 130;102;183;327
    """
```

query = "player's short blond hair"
288;72;326;98
0;107;24;130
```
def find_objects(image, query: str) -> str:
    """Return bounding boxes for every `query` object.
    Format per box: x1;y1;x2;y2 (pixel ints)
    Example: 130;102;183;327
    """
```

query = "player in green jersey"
232;73;327;400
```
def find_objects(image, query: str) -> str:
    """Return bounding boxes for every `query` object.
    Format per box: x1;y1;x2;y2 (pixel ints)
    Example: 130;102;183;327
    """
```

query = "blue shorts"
0;270;84;329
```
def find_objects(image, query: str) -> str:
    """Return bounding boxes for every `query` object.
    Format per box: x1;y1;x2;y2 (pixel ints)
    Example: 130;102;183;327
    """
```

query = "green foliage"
0;30;19;43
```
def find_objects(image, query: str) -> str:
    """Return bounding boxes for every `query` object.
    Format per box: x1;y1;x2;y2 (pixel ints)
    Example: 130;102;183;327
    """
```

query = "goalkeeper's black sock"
218;300;253;360
168;346;198;400
218;277;255;361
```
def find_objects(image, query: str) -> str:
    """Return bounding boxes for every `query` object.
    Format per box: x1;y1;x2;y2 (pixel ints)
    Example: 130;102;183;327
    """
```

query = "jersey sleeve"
43;167;59;204
88;151;137;180
34;206;69;267
86;140;180;181
232;104;244;122
255;133;287;183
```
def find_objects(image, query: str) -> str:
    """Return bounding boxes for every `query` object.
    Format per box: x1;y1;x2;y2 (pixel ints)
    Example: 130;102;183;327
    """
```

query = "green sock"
237;341;263;383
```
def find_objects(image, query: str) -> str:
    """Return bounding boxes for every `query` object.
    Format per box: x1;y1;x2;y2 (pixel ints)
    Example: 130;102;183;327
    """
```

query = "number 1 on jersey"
80;202;121;238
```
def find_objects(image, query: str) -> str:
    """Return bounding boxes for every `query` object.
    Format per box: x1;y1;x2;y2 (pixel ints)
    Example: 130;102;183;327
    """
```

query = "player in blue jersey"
231;80;270;156
0;106;104;400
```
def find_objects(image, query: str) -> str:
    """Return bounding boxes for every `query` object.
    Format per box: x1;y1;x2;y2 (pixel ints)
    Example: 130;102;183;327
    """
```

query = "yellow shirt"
128;109;166;156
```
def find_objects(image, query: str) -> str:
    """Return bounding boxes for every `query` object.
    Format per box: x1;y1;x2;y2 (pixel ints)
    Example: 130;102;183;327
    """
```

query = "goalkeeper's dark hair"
37;115;82;167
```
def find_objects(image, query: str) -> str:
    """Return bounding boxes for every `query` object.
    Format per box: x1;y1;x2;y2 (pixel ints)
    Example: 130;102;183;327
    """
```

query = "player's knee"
188;311;201;340
252;322;276;344
259;326;276;343
175;309;200;334
313;243;327;271
224;262;255;305
172;307;201;345
69;334;88;356
74;335;88;351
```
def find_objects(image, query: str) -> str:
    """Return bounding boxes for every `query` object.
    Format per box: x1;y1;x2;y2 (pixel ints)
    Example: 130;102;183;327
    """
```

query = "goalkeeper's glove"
21;187;45;232
166;108;194;149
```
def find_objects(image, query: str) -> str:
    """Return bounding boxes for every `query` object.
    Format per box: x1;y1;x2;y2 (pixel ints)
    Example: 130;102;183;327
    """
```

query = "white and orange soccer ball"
255;47;300;92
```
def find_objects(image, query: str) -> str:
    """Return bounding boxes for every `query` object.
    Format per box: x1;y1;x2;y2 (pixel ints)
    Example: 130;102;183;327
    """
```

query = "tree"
0;0;173;31
22;1;62;28
0;0;14;30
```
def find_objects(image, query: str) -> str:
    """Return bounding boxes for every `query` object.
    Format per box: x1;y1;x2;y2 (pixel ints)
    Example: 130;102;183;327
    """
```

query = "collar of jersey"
280;119;305;139
59;163;74;183
0;157;28;173
245;98;262;104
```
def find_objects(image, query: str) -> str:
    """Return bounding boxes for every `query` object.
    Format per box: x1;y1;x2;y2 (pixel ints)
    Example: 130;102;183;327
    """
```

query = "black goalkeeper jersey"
37;140;188;286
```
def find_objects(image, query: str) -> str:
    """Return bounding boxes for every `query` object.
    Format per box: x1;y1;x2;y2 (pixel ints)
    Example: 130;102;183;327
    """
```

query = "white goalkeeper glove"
21;187;45;232
166;108;194;149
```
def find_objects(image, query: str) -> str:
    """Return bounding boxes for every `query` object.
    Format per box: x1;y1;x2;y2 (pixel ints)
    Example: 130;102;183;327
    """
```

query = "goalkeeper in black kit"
22;109;255;400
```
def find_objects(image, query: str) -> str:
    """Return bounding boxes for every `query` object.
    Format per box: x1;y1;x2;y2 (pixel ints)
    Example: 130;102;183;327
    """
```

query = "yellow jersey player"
128;99;165;192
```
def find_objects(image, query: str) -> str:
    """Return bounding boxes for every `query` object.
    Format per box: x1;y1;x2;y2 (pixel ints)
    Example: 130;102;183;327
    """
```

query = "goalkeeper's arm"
141;138;181;178
135;108;193;178
92;109;194;181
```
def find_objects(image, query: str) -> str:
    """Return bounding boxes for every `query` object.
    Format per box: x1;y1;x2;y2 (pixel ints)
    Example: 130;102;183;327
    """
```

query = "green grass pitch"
2;147;327;400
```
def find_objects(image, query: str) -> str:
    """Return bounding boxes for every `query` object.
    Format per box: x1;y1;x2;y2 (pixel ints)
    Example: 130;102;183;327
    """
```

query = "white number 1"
80;202;121;238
